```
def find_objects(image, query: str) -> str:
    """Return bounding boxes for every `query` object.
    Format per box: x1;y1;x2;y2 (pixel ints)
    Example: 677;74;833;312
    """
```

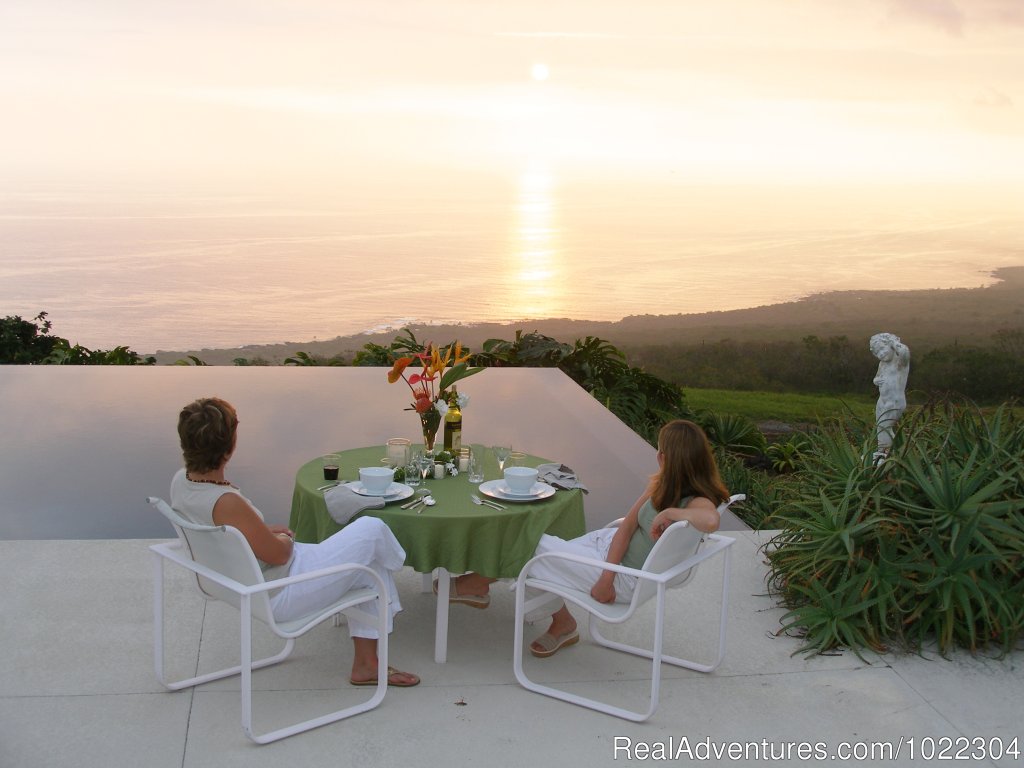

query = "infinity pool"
1;366;660;539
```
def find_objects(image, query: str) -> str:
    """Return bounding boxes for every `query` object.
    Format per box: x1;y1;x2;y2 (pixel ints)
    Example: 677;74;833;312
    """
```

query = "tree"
0;312;154;365
0;312;58;363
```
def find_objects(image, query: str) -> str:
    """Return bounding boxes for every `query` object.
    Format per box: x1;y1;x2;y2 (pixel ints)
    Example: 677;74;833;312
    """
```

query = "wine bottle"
443;388;462;452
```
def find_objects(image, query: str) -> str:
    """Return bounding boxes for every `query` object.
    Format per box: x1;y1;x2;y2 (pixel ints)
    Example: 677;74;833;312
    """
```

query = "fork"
471;494;505;511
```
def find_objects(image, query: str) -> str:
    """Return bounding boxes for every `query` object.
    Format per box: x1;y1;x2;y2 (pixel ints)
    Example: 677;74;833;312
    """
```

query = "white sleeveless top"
169;468;292;581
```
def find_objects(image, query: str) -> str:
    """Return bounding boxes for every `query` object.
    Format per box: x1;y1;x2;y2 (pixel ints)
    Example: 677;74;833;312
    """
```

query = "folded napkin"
324;484;386;525
536;463;589;493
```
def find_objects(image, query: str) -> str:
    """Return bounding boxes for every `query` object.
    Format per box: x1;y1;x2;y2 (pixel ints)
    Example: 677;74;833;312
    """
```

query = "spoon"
417;495;435;514
400;488;429;509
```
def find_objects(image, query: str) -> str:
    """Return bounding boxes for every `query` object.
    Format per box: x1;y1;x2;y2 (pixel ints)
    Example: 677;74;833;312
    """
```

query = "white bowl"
359;466;395;495
504;466;539;495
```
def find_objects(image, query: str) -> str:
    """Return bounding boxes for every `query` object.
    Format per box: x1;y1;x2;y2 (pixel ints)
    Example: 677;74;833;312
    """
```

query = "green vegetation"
0;312;154;365
685;387;875;425
356;328;693;446
764;398;1024;658
628;331;1024;404
7;312;1023;657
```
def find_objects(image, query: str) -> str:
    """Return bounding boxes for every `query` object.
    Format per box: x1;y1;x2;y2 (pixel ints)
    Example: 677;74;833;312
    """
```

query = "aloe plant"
765;396;1024;657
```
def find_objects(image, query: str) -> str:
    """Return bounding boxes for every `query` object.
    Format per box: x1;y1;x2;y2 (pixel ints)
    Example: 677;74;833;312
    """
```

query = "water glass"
405;461;421;487
468;446;485;484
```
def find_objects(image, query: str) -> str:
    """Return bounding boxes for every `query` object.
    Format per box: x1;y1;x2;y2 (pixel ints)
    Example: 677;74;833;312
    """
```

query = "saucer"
345;481;414;502
479;479;556;502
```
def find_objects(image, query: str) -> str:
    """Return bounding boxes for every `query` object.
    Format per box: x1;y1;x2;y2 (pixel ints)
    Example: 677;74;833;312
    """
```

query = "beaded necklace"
186;472;232;487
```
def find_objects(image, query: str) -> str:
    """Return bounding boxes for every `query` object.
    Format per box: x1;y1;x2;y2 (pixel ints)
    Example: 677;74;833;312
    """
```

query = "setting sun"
531;62;550;82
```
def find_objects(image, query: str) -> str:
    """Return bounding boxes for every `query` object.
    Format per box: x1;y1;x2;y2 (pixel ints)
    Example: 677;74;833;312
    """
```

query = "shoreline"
150;266;1024;365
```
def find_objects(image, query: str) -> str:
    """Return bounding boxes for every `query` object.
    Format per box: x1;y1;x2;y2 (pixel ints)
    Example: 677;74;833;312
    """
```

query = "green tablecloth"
289;446;586;579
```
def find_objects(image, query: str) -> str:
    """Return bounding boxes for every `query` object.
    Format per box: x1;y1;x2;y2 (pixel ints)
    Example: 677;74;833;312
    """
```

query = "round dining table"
289;445;586;662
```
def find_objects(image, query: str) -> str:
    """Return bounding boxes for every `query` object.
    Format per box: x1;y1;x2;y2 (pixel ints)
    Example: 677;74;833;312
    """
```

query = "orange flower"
426;344;443;376
452;341;471;365
387;357;413;384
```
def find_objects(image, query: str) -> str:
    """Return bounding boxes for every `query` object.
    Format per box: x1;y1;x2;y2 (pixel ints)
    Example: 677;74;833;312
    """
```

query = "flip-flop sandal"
350;666;420;687
432;577;490;609
529;629;580;658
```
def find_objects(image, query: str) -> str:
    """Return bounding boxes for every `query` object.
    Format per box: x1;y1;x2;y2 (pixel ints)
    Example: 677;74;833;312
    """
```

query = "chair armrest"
518;530;735;588
602;517;624;530
150;541;387;599
255;562;385;595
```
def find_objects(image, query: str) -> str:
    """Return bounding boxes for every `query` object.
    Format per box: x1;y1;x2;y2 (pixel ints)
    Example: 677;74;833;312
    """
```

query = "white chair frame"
512;494;743;721
148;497;390;744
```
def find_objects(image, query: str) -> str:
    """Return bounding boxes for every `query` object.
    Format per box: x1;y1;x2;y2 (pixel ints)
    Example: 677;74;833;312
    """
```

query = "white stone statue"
869;332;910;459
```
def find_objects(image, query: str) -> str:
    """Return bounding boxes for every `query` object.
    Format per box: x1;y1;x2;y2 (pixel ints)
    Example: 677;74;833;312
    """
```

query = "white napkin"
324;484;385;525
535;463;589;493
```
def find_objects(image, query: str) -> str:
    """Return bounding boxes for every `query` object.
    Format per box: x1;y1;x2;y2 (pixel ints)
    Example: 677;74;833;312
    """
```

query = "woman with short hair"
171;397;419;687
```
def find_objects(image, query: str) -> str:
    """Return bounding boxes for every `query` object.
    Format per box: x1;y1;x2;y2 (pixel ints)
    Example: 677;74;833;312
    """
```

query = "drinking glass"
385;438;411;468
468;445;485;484
419;453;434;481
492;445;512;472
321;454;341;481
506;451;527;468
405;461;421;487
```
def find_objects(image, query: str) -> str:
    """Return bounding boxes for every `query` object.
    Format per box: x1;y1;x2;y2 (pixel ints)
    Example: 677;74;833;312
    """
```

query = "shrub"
764;397;1024;658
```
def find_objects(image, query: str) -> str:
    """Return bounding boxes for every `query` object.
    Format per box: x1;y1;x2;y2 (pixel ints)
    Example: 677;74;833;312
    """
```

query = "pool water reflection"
0;366;665;539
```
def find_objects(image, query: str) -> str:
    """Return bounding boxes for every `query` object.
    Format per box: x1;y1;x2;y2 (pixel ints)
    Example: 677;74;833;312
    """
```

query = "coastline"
151;266;1024;365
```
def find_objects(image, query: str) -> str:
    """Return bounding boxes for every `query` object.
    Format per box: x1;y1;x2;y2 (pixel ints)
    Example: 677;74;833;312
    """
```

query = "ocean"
2;178;1022;354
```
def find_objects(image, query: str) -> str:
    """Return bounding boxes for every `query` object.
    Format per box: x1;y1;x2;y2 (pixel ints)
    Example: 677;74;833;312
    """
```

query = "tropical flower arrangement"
387;341;482;451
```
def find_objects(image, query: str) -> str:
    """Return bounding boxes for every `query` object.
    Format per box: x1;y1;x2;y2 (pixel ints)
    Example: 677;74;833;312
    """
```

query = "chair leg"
153;551;294;691
512;547;732;722
512;579;657;722
240;597;389;744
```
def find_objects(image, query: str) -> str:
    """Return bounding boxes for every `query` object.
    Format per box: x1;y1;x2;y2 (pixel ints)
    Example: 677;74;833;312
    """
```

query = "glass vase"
419;409;441;453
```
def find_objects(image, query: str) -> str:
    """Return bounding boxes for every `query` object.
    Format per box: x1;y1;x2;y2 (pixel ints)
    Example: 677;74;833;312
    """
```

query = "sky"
2;0;1023;198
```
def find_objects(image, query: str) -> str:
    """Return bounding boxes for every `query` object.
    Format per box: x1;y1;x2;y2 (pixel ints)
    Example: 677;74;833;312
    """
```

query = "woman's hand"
591;574;616;603
268;525;295;539
650;510;673;541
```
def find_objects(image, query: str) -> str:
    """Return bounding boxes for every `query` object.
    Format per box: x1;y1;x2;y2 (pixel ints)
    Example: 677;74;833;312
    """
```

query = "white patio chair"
512;494;744;721
148;496;389;744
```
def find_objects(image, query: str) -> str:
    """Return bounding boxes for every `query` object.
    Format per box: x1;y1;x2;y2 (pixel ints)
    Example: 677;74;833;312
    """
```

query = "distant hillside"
153;266;1024;365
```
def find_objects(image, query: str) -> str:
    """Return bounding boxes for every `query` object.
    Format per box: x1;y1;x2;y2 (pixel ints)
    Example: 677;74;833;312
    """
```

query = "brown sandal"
529;629;579;658
350;666;420;687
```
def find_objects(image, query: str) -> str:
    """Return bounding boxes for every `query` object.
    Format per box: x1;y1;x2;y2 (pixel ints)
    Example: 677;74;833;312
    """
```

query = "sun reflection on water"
508;165;562;317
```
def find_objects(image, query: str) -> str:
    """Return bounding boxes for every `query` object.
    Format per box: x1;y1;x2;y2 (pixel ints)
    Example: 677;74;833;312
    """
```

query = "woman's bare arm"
650;496;721;538
212;492;293;566
591;489;650;602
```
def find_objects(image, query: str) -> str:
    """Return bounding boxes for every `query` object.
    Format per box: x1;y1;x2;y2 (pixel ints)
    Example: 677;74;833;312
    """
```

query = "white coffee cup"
359;466;395;495
504;466;538;495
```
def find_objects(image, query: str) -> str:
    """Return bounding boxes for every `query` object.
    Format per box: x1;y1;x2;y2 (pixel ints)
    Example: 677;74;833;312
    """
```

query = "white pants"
270;517;406;639
525;529;638;619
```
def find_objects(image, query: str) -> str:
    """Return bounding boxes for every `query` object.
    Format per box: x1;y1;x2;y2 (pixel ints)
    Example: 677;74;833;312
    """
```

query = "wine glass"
492;445;512;473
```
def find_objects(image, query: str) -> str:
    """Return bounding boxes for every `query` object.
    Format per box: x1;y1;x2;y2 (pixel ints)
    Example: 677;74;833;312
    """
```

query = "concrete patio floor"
2;532;1021;768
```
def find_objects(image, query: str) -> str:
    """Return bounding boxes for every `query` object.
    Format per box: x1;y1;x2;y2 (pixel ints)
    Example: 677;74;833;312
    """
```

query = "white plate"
345;481;414;502
479;479;556;502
